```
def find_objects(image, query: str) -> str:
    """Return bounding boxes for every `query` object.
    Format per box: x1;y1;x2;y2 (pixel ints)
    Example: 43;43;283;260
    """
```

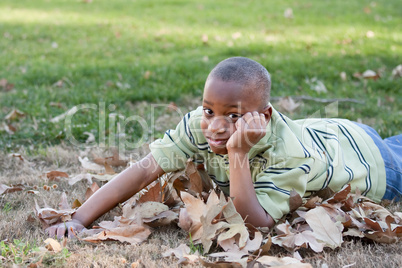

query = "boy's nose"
208;117;228;134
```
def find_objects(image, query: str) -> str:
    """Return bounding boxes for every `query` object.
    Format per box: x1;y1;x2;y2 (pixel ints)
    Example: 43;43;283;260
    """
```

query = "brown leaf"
138;181;164;203
162;244;199;265
46;171;69;181
44;238;62;253
313;187;335;200
35;196;76;229
200;191;229;252
9;153;25;161
78;156;104;172
5;109;25;121
122;201;169;221
85;182;100;200
255;255;312;267
391;64;402;78
289;189;303;212
253;235;272;257
3;122;16;134
0;78;14;91
178;208;192;231
304;196;322;209
0;184;24;195
327;184;351;203
72;199;82;209
103;162;116;175
58;192;71;210
304;206;343;249
362;70;380;80
180;191;206;229
83;224;151;245
185;161;204;196
93;149;128;167
199;258;246;268
69;173;93;185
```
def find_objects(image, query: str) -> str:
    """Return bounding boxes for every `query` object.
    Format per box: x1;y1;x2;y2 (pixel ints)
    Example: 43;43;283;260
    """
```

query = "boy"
47;57;402;238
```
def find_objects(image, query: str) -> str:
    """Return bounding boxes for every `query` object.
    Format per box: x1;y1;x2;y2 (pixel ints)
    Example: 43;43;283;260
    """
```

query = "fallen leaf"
256;255;312;267
83;224;151;245
69;173;93;185
162;243;199;265
5;109;25;121
93;149;128;167
305;77;328;93
289;189;303;212
276;96;300;113
340;71;347;81
78;156;104;172
44;238;62;253
123;201;169;222
391;64;402;78
284;8;293;19
144;71;151;79
9;153;25;161
85;182;100;200
0;79;14;91
0;184;24;195
304;206;343;249
46;171;69;181
72;199;82;209
362;70;380;80
50;106;79;123
366;30;375;38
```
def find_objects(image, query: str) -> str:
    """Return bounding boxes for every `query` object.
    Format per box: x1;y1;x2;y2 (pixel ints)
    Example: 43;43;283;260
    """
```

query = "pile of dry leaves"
3;154;401;267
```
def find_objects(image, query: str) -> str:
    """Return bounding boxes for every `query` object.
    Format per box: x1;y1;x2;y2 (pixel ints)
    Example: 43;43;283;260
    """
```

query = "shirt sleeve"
254;157;316;221
149;110;200;172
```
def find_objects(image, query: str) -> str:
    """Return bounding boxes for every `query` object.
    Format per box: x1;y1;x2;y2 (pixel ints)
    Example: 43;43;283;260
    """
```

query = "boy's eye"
203;108;213;116
228;113;241;119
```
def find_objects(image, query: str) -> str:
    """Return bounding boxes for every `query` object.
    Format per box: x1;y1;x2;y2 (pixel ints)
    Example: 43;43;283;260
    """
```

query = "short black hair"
207;57;271;105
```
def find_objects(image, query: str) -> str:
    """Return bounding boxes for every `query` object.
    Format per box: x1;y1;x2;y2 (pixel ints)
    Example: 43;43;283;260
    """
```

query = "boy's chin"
210;146;228;155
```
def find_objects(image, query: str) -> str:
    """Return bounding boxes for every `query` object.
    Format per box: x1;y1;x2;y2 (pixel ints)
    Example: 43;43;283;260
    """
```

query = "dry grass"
1;140;401;267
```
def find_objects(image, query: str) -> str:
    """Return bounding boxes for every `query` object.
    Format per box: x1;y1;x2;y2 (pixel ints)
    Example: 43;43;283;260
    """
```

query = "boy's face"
200;77;270;154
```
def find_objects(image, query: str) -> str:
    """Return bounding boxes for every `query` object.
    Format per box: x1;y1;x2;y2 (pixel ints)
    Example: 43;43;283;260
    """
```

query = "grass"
0;0;401;152
0;0;401;267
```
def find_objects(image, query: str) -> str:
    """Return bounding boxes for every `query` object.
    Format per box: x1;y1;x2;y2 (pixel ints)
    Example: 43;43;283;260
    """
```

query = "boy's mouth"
207;138;228;147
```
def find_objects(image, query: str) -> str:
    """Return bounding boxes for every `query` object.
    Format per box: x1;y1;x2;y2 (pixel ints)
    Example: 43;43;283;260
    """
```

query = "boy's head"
201;57;272;154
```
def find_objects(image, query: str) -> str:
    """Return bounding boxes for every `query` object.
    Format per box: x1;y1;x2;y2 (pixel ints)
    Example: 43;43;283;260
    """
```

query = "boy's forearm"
72;153;164;227
228;151;275;228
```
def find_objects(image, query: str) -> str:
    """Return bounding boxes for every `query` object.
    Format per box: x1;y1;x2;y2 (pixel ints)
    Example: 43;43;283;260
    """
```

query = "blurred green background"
0;0;401;152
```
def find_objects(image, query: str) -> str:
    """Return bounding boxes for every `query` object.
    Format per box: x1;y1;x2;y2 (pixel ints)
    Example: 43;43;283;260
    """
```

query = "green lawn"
0;0;401;152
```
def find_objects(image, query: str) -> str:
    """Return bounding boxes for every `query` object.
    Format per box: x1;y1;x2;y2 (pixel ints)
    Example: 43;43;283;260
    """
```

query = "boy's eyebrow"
203;100;214;106
224;104;241;108
203;99;241;109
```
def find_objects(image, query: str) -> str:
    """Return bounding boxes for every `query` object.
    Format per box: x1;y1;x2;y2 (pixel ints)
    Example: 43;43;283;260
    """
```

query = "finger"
242;112;253;125
235;116;247;131
56;225;67;239
67;226;75;238
260;113;267;127
252;111;262;128
46;226;56;237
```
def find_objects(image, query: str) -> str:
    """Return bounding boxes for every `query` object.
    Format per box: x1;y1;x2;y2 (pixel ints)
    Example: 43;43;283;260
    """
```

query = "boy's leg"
354;122;402;201
382;135;402;201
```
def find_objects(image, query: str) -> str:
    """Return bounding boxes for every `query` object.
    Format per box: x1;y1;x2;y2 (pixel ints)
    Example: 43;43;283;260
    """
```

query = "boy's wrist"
227;149;249;159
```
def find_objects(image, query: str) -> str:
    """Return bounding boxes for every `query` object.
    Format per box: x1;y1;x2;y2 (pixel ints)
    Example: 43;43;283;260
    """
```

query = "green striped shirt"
150;105;386;221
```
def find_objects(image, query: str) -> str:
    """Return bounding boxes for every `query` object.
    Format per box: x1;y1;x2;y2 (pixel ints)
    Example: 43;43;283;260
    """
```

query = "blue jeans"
355;123;402;201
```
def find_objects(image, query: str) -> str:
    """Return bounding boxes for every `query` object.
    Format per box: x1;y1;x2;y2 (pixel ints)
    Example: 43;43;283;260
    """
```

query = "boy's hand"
226;111;267;154
46;219;85;239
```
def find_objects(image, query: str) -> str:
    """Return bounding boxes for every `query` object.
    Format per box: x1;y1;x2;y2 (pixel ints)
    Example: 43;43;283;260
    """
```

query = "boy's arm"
228;151;275;228
227;111;275;228
47;153;165;238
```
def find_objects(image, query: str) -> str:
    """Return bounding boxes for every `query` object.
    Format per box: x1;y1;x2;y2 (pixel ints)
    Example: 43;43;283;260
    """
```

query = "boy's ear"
262;105;273;122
